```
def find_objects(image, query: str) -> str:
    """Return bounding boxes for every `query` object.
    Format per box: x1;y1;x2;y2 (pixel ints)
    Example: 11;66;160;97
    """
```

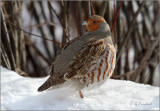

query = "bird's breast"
80;43;116;87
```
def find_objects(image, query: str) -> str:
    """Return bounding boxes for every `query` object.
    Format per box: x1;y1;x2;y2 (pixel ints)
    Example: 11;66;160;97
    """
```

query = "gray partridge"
38;15;116;98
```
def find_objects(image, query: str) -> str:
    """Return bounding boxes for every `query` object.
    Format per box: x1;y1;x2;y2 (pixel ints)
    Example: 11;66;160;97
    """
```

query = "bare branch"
117;1;146;62
131;34;160;81
99;1;107;17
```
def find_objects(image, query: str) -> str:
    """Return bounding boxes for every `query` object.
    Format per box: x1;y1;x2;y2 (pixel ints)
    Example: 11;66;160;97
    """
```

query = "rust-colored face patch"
85;18;105;32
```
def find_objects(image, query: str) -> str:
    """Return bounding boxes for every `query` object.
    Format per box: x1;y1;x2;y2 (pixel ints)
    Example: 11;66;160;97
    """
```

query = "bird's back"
50;31;110;77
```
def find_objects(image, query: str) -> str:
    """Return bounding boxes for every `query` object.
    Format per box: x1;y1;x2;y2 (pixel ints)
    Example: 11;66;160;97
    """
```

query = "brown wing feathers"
64;39;106;80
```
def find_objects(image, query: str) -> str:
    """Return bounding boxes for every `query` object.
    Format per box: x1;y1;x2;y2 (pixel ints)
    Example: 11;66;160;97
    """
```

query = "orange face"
83;18;105;32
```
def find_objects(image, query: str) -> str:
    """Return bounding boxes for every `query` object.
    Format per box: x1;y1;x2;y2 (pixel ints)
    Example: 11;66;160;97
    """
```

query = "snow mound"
1;66;159;110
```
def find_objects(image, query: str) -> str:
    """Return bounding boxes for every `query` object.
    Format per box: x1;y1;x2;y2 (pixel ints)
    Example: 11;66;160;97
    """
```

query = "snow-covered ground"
1;66;159;110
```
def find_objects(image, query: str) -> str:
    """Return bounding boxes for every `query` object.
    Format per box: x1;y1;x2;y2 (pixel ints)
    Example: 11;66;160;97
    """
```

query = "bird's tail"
38;77;54;92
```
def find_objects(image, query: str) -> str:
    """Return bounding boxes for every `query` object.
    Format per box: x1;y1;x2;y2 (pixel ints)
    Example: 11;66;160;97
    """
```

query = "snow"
1;66;159;110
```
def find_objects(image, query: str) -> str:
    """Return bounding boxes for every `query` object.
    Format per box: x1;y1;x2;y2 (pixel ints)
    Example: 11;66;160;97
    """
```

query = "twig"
115;1;122;77
5;20;65;45
111;1;123;33
25;38;50;65
74;2;80;37
99;1;107;16
77;1;84;36
48;1;65;31
27;22;56;29
17;1;26;71
116;1;146;62
74;1;84;37
114;70;135;79
88;1;91;17
131;34;160;81
110;1;123;47
90;1;95;15
62;1;68;45
32;2;52;59
25;45;41;77
1;43;11;69
48;1;70;44
48;1;58;56
143;61;159;84
1;10;16;71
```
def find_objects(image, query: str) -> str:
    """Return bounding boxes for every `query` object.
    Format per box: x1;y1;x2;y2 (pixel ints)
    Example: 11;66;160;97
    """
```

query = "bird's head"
82;15;110;32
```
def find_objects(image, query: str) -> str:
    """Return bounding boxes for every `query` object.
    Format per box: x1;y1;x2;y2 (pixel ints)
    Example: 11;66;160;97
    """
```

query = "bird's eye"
93;21;96;23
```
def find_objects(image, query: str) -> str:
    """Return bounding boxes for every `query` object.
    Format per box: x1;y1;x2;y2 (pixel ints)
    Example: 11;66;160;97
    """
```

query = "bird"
38;15;116;98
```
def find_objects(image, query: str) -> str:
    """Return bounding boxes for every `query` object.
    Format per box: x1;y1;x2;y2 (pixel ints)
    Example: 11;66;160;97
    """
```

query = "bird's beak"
82;21;88;25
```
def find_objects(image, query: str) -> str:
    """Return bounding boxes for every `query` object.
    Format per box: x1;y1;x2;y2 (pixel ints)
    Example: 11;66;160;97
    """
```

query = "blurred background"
1;1;160;86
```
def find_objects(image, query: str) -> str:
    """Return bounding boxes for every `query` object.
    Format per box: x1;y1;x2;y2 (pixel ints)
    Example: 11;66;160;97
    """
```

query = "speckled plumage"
38;15;116;98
